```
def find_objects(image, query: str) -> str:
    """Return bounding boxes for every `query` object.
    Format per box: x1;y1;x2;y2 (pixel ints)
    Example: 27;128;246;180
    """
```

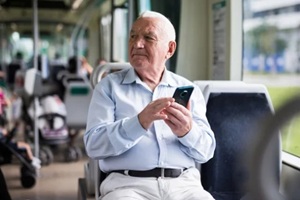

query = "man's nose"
133;37;144;48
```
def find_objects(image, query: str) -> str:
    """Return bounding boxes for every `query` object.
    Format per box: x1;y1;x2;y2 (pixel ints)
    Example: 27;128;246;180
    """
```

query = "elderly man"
84;11;215;200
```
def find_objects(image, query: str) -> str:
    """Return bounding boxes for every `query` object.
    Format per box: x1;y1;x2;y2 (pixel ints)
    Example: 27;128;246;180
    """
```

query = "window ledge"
282;151;300;169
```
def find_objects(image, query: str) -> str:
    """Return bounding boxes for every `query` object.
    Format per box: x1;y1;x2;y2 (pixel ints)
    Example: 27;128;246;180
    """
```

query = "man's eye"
145;36;154;40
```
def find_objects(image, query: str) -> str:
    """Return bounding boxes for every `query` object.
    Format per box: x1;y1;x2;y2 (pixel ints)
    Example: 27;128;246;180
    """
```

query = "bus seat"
194;80;246;95
83;158;99;196
81;79;281;200
63;79;93;129
193;81;281;200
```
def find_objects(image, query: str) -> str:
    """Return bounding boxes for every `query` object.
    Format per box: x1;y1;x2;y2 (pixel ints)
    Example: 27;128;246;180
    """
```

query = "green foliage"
267;87;300;109
245;24;287;55
267;86;300;156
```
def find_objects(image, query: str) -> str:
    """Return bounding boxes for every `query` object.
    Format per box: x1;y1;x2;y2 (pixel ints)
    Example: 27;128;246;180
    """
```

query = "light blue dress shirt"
84;67;215;172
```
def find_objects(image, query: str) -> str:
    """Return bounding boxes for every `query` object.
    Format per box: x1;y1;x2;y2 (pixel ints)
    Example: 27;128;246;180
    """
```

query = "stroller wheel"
73;146;83;161
41;146;54;165
64;147;77;162
39;149;48;165
20;165;36;188
39;146;54;166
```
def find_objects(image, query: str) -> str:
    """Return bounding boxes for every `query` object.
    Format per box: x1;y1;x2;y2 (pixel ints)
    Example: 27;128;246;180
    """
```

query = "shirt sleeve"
178;85;216;163
83;81;148;160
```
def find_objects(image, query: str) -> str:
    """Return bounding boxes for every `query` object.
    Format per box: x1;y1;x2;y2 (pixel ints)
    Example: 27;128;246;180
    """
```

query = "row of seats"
78;62;282;200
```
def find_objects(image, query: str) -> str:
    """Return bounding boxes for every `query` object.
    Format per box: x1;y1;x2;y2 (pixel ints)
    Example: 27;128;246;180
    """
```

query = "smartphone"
172;86;194;107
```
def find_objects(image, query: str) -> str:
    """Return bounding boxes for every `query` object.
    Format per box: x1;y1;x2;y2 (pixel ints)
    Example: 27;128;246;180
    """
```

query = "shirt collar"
122;67;177;87
122;67;138;84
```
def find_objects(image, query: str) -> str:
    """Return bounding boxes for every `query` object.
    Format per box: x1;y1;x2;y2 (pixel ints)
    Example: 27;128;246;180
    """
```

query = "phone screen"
172;86;194;107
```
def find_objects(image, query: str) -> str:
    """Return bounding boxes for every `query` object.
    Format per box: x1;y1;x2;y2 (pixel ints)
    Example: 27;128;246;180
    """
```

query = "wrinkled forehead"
130;17;166;38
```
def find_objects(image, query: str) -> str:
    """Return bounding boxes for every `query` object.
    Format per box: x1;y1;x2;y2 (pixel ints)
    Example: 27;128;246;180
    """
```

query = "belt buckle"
161;168;165;178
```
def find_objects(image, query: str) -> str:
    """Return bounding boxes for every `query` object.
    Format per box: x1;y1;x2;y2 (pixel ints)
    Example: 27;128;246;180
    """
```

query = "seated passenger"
80;56;93;76
84;11;216;200
6;51;26;92
68;56;93;79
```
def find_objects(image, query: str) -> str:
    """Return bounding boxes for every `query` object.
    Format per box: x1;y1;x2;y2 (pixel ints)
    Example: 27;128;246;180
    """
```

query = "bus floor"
1;135;88;200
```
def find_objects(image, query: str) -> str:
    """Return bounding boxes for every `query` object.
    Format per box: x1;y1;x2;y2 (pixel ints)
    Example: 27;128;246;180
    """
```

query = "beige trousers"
100;168;214;200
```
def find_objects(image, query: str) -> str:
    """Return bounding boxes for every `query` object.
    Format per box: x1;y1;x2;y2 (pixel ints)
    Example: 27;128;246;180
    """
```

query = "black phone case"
172;86;194;107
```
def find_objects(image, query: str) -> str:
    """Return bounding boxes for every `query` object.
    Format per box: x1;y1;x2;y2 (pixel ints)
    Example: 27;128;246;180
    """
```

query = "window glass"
5;23;78;66
113;8;128;62
138;0;151;14
100;14;112;61
243;0;300;157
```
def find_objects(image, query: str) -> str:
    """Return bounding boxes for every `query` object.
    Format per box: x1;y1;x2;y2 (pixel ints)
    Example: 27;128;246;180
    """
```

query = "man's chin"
130;58;146;67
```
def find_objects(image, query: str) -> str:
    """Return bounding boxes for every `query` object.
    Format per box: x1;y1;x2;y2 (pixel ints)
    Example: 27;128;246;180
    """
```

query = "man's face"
128;17;170;71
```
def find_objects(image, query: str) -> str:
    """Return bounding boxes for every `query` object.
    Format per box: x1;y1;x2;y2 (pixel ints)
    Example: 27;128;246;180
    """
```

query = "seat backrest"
64;79;93;129
194;81;281;200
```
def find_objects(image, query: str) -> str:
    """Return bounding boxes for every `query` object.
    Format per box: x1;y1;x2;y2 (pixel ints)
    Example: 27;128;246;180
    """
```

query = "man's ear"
166;41;177;59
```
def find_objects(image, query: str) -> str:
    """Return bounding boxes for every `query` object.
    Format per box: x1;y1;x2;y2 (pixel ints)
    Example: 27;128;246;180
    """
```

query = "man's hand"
163;101;192;137
138;97;174;130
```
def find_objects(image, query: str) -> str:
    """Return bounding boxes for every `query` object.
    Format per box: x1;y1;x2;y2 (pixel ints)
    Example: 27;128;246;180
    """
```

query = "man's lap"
99;168;214;200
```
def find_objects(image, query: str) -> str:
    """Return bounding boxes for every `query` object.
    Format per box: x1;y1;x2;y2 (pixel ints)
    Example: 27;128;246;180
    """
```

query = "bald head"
138;11;176;41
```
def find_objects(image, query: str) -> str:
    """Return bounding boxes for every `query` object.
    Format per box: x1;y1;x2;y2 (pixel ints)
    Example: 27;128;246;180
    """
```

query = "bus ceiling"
0;0;84;10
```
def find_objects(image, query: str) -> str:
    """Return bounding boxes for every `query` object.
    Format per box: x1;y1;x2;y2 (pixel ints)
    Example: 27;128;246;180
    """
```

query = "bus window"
113;8;128;62
138;0;151;13
100;14;112;62
243;0;300;157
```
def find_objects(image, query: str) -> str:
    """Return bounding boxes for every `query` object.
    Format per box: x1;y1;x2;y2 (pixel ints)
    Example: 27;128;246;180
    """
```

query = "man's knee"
186;190;215;200
101;189;146;200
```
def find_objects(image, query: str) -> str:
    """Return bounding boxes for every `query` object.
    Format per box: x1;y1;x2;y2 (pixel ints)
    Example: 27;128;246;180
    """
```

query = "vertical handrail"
94;159;100;200
110;0;115;62
90;62;131;89
70;0;103;57
0;24;4;67
32;0;40;162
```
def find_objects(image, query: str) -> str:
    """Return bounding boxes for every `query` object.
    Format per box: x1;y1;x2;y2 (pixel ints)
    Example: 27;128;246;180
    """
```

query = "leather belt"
110;168;185;178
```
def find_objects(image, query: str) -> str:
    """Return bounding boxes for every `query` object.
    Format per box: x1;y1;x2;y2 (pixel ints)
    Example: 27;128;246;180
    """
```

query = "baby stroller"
25;94;82;165
0;122;38;189
0;86;38;188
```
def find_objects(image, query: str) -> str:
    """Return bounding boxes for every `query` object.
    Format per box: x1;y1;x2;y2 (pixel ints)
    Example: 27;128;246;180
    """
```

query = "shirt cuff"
123;115;148;141
177;124;198;147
